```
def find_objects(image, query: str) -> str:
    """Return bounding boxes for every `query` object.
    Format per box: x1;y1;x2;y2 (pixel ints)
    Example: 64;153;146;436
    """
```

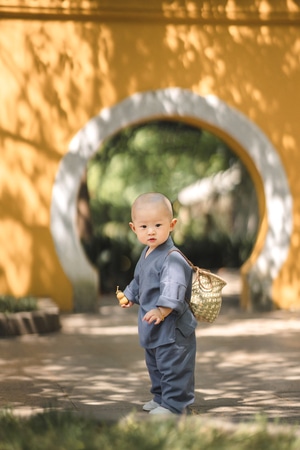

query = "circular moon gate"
51;88;292;311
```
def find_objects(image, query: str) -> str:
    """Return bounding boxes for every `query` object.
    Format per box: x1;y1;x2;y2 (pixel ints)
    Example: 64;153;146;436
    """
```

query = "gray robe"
124;236;197;349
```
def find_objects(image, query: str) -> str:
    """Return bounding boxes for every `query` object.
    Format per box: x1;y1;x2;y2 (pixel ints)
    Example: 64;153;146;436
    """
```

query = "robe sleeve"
123;278;139;304
157;251;192;314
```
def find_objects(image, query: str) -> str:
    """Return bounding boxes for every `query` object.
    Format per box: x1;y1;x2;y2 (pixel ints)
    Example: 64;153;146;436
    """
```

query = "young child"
120;192;197;415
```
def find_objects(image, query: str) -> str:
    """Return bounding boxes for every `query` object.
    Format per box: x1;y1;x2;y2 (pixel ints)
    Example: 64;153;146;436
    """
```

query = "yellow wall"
0;1;300;310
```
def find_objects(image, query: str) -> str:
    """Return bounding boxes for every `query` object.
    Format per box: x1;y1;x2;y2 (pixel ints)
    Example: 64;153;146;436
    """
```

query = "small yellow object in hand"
116;286;129;305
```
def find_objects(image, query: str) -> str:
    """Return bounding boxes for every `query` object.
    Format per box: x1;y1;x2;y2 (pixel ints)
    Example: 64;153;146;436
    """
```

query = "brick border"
0;299;61;338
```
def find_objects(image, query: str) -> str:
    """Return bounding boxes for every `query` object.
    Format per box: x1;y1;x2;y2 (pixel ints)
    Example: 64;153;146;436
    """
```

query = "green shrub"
0;295;38;313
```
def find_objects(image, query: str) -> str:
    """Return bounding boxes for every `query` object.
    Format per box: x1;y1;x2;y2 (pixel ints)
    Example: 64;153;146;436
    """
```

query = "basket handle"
167;249;226;289
167;249;197;271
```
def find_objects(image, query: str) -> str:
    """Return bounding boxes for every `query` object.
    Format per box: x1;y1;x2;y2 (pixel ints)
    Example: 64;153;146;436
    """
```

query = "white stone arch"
50;88;293;311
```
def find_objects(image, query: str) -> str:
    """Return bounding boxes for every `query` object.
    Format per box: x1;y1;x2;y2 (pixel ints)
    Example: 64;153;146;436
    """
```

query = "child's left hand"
143;308;164;325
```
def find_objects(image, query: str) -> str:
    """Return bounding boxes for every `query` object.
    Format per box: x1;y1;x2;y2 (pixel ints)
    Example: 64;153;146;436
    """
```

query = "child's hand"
120;301;134;309
116;286;130;306
143;308;164;325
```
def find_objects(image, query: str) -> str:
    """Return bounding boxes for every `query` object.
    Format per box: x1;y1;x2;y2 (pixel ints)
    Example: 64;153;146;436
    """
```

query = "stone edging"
0;298;61;338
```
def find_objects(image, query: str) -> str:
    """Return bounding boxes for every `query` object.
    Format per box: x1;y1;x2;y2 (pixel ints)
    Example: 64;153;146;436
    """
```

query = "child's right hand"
120;301;134;309
116;286;129;305
116;286;133;308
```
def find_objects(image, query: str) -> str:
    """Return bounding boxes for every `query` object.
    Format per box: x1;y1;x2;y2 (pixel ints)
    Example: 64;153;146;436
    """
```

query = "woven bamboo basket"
190;268;227;323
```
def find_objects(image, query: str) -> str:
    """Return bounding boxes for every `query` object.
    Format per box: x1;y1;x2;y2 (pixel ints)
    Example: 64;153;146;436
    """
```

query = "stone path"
0;271;299;429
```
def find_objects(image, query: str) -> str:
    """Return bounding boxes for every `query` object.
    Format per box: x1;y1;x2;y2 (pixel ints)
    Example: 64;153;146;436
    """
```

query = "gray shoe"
143;400;160;411
149;406;175;415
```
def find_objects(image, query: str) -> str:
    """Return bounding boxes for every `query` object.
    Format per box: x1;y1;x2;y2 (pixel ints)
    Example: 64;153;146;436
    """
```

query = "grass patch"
0;295;38;313
0;410;299;450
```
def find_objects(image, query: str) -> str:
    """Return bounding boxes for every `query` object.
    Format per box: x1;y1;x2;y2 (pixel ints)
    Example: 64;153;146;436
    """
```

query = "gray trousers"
145;329;196;414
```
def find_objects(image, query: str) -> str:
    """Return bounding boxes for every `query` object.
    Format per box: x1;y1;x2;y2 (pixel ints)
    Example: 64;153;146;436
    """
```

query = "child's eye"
155;224;162;228
140;225;147;229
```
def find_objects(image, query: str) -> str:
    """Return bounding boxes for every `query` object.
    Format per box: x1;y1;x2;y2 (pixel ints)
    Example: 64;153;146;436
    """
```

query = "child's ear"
129;222;136;232
170;218;177;231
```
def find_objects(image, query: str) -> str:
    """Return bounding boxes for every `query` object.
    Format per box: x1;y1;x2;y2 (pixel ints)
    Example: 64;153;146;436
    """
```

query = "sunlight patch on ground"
197;318;300;337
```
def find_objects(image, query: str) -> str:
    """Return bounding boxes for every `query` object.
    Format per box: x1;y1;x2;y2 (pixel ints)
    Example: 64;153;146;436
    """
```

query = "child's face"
129;203;177;253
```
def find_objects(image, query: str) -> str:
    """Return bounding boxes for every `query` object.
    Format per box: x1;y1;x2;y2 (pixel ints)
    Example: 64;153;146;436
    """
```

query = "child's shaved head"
131;193;173;221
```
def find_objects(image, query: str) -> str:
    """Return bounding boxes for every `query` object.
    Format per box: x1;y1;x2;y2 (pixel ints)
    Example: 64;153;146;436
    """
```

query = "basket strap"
168;249;227;290
167;249;198;271
168;249;218;283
